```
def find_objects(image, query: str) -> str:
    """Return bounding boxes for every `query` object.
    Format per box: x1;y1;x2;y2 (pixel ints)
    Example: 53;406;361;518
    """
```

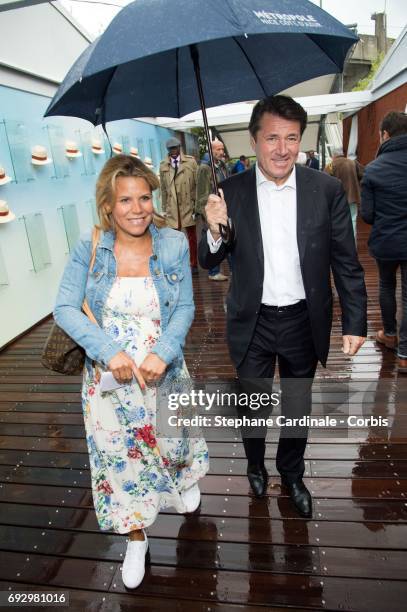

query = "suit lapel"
296;164;316;262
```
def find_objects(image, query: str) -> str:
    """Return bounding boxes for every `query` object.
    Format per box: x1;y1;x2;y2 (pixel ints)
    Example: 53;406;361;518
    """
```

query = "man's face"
168;146;180;159
308;150;315;158
250;113;301;185
211;142;225;162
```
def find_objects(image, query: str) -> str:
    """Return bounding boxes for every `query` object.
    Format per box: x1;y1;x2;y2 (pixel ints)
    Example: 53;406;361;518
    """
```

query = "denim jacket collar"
99;223;160;253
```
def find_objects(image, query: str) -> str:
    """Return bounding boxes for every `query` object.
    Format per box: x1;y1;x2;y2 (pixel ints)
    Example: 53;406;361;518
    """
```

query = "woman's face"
111;176;154;238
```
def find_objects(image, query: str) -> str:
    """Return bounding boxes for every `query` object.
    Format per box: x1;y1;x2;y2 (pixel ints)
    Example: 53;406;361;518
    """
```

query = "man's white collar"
256;163;296;190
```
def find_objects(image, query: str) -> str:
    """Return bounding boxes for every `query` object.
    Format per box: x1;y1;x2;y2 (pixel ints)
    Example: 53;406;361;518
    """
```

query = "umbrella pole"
189;44;233;243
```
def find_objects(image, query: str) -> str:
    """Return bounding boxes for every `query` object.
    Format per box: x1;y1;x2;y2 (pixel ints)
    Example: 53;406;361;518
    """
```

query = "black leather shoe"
247;465;268;498
282;479;312;517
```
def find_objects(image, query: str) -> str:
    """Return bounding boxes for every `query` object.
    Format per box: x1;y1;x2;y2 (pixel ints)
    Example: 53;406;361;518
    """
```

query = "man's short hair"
332;147;344;157
249;95;307;139
239;155;246;160
380;111;407;138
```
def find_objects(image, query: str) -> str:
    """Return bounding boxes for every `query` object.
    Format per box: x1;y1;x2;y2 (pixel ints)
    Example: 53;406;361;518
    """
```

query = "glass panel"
136;138;145;160
79;130;95;176
21;213;51;272
0;121;15;182
4;119;34;183
87;198;99;226
45;125;70;179
0;246;9;287
103;133;113;159
122;135;130;154
160;141;167;160
149;139;158;169
60;204;80;253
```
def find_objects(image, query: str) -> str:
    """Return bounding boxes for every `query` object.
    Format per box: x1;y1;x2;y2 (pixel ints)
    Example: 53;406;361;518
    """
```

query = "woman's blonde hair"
96;154;165;231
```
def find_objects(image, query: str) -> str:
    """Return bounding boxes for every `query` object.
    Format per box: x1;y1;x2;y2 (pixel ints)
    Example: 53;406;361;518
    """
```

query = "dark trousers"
376;259;407;358
185;225;198;268
236;301;318;484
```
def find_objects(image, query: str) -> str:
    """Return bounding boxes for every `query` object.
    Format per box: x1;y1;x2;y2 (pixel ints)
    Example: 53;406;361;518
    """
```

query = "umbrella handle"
190;43;234;246
219;217;235;244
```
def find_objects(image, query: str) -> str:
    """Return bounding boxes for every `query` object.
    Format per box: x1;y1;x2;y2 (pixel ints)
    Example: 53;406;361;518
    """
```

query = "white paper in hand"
100;371;131;393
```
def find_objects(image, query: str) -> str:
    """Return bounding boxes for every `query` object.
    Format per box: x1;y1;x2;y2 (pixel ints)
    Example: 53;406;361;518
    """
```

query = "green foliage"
352;52;385;91
191;127;208;159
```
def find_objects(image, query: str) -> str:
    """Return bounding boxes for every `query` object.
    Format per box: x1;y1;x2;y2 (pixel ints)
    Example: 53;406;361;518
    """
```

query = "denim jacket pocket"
164;267;184;305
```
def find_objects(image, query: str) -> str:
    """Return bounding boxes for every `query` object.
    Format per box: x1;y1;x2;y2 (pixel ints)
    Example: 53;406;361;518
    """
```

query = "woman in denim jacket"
54;155;209;589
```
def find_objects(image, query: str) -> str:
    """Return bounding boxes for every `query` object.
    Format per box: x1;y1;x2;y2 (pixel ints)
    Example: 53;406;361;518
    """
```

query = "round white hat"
112;142;123;155
0;200;16;224
91;138;104;155
65;140;82;158
31;145;52;165
143;157;154;168
0;166;12;186
130;146;140;158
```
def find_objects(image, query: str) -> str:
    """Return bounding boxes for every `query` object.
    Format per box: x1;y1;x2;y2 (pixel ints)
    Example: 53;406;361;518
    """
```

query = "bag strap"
82;226;100;326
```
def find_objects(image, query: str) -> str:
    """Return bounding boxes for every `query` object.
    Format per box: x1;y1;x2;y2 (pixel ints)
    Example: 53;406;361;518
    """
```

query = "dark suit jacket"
198;164;367;368
306;157;319;170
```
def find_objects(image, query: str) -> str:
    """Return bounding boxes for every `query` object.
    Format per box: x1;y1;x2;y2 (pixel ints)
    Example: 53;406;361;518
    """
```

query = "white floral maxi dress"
82;276;209;533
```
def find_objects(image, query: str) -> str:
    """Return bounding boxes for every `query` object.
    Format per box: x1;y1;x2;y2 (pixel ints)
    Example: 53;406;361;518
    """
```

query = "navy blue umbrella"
45;0;357;240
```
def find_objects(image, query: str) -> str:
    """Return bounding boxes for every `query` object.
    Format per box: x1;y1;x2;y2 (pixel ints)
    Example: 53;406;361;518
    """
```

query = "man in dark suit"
198;95;367;517
306;149;319;169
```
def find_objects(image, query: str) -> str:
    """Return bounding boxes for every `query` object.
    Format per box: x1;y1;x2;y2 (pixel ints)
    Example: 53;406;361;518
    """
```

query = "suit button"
165;301;169;307
171;273;177;281
152;255;158;261
154;268;160;275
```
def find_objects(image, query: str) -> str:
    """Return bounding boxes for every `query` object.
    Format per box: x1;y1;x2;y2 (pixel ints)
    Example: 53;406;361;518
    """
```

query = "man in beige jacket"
159;137;198;270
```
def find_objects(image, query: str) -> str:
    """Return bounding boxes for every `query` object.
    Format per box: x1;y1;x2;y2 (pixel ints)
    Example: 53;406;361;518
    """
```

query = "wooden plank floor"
1;219;407;611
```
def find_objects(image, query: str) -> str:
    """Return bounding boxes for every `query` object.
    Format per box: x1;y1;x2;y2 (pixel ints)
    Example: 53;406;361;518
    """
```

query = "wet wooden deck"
1;220;407;611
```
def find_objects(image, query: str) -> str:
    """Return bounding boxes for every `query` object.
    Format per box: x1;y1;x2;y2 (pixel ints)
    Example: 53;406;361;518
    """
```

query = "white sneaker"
122;532;148;589
181;483;201;513
208;273;228;281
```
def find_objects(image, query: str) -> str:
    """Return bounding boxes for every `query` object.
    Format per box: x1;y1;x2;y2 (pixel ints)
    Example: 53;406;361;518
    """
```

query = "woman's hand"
139;353;167;383
108;351;146;390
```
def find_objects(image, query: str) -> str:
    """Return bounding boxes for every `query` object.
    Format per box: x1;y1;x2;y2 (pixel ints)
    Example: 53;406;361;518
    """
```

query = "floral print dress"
82;276;209;534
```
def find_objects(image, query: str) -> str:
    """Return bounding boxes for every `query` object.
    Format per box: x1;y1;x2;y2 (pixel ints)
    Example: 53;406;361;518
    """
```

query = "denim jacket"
53;224;194;375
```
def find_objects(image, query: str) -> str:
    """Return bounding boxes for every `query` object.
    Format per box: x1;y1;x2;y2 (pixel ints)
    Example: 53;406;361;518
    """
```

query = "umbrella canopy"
45;0;358;125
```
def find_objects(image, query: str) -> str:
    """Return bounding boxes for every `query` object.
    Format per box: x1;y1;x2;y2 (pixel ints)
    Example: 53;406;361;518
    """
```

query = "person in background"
159;137;198;272
196;140;229;281
306;149;319;170
360;111;407;372
324;148;364;239
54;155;209;590
233;155;247;174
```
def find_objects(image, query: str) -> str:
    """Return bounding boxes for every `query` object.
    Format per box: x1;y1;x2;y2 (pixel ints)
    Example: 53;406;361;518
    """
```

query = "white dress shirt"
207;163;305;306
171;155;181;169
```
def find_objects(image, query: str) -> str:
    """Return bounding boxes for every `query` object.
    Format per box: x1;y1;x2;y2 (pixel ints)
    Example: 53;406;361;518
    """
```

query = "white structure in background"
151;90;371;159
0;1;92;96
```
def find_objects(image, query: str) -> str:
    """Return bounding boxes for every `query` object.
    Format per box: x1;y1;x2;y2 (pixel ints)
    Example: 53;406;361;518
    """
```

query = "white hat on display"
65;140;82;158
0;167;12;186
112;142;123;155
143;157;154;169
130;146;140;158
31;145;52;165
91;138;104;155
0;200;16;223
